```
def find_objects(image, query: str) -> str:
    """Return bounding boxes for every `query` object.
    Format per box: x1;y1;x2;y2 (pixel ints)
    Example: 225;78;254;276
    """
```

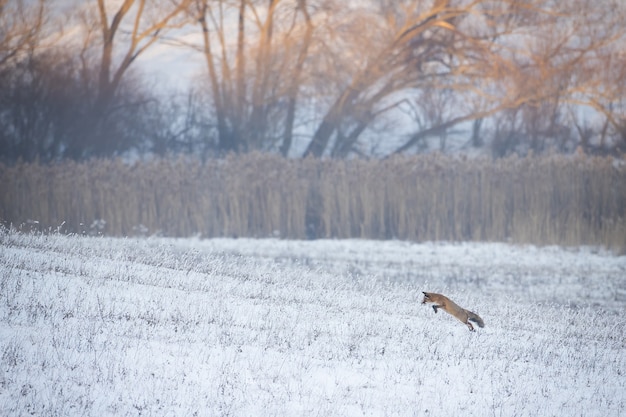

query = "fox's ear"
422;292;429;297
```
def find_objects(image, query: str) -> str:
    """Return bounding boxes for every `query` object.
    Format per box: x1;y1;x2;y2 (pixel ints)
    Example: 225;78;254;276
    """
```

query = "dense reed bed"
1;153;624;250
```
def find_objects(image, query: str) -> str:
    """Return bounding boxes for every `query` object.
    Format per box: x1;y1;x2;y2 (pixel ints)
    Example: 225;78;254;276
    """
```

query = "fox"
422;292;484;331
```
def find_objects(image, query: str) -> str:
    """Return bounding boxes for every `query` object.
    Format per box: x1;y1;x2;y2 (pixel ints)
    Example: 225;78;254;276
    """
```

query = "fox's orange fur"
422;292;484;331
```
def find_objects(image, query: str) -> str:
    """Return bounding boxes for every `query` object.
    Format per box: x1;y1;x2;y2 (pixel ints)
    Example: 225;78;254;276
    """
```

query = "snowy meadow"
1;230;625;416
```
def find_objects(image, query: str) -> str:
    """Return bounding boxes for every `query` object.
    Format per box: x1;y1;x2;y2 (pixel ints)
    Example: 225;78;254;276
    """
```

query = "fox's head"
421;292;432;304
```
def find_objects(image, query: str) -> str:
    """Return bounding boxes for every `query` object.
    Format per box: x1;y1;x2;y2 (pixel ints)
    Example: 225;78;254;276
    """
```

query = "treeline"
1;0;625;162
1;154;624;250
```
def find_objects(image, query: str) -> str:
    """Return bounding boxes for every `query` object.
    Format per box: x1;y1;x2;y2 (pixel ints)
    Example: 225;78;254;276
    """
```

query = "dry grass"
1;153;624;250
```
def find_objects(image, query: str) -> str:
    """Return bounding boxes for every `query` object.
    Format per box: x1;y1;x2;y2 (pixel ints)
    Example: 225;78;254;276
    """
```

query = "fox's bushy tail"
467;311;485;328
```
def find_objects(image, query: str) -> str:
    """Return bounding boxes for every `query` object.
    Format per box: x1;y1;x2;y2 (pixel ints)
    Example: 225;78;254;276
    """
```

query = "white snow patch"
1;231;625;416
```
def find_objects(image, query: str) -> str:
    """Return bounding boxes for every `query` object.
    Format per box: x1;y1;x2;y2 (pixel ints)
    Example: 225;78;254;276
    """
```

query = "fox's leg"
466;321;475;331
432;305;443;313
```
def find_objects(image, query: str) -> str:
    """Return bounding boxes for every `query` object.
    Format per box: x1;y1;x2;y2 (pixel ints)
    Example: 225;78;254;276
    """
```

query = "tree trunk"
280;0;313;157
248;0;277;149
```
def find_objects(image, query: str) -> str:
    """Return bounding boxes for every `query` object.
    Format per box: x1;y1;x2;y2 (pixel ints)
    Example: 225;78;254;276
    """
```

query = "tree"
168;0;626;159
303;0;498;157
75;0;191;157
0;0;204;162
0;0;47;73
0;45;168;162
492;0;626;156
3;0;624;161
300;0;626;158
0;0;59;162
191;0;316;155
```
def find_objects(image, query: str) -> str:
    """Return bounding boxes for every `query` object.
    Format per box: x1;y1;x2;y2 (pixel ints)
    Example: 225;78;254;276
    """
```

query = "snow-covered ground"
1;230;625;416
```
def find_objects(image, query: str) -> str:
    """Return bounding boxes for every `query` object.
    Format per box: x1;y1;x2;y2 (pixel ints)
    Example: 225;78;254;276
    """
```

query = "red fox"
422;292;484;331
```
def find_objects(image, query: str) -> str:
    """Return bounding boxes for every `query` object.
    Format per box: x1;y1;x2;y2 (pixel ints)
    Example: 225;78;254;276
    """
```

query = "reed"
1;153;624;250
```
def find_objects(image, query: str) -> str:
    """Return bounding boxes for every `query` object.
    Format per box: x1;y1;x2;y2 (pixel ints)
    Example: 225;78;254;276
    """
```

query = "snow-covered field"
1;230;625;416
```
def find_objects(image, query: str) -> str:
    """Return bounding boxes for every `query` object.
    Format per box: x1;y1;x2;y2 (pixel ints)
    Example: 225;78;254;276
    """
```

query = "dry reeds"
1;153;624;250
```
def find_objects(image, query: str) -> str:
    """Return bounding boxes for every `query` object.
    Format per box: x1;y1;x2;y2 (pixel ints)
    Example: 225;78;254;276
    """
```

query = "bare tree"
4;0;624;161
498;0;626;156
563;0;626;154
301;0;626;158
279;0;314;156
0;0;194;162
0;0;61;162
191;0;316;155
0;0;48;72
302;0;498;157
75;0;192;156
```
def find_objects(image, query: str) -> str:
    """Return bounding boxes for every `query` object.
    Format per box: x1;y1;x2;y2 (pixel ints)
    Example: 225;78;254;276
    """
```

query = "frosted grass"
1;231;625;416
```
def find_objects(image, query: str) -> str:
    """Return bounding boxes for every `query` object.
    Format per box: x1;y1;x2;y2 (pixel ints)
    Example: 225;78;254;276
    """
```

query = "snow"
1;231;625;416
